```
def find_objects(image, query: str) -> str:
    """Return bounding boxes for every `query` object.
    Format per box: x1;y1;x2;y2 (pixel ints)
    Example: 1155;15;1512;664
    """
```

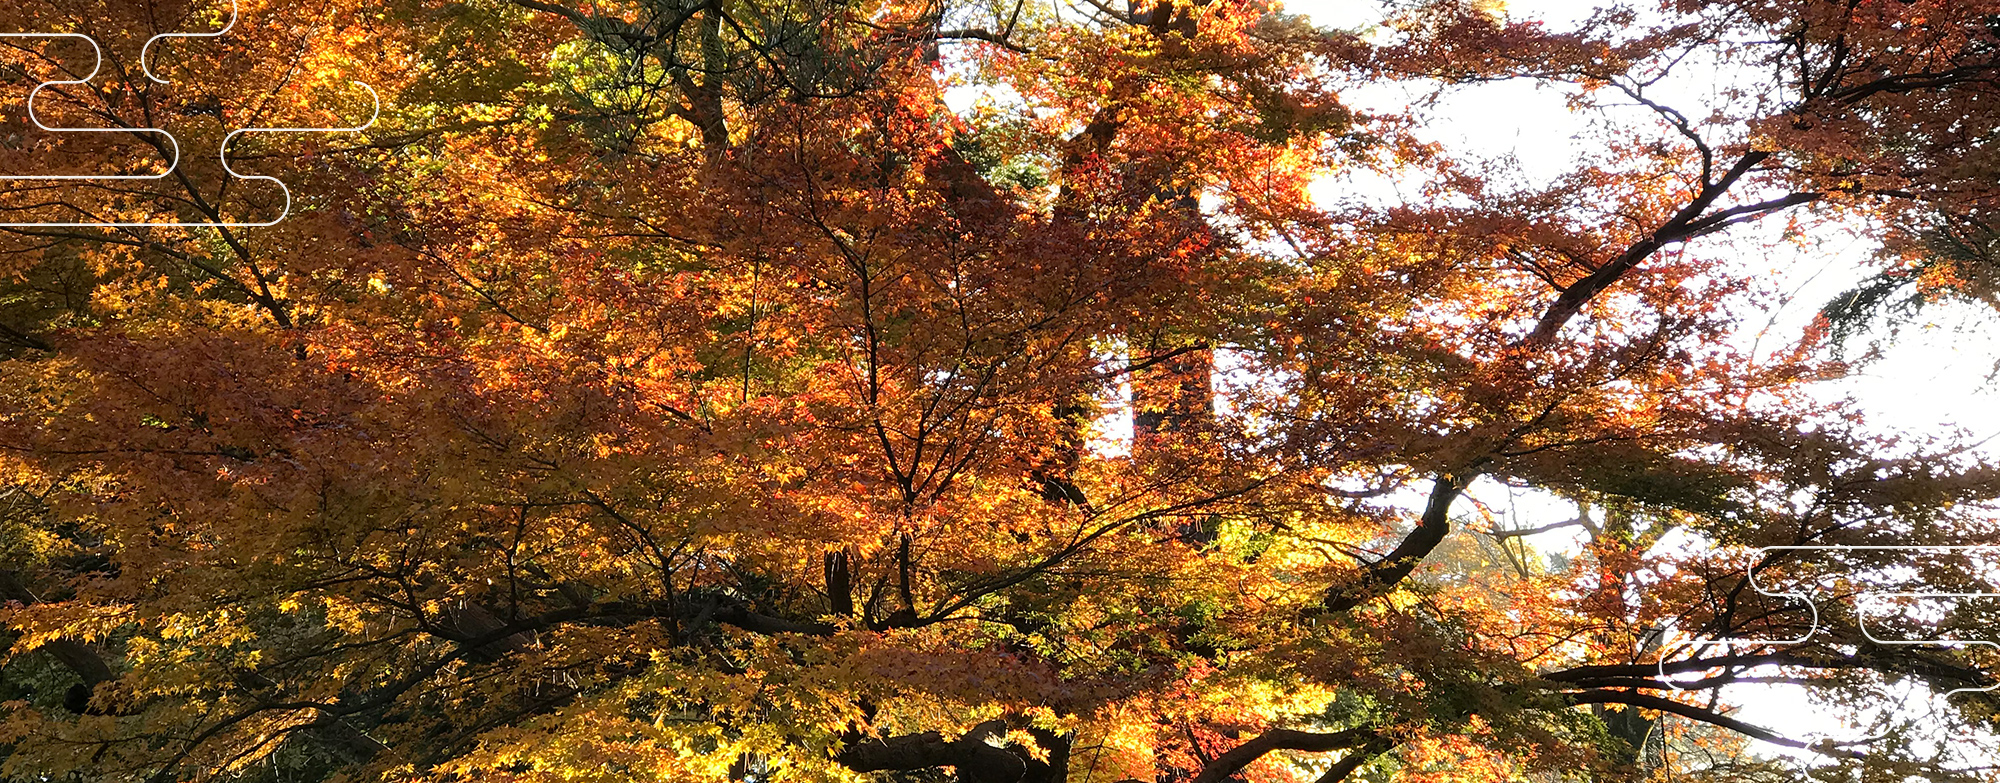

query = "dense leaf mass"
3;0;2000;781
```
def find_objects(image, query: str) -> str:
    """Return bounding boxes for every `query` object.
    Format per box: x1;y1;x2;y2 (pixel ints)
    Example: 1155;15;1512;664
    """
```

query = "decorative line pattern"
1661;544;2000;702
1;0;376;227
139;0;237;85
0;32;180;181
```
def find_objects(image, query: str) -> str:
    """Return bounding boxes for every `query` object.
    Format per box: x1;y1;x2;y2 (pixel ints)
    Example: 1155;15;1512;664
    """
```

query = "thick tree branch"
935;28;1031;54
1323;474;1465;612
837;720;1028;783
0;320;52;352
1190;728;1377;783
1569;690;1864;760
0;568;114;711
1526;152;1787;344
1316;734;1395;783
506;0;589;24
1545;652;1864;683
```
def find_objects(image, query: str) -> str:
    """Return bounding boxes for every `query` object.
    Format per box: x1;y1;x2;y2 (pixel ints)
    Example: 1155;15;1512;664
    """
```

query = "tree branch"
1323;474;1465;612
1569;690;1864;760
1526;151;1778;344
1191;728;1377;783
837;720;1028;783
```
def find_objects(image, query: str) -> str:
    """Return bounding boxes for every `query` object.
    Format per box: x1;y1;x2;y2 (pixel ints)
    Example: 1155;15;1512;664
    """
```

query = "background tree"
2;0;2000;781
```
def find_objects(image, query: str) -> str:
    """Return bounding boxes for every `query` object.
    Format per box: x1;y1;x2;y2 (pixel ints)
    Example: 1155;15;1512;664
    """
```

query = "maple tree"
4;0;2000;781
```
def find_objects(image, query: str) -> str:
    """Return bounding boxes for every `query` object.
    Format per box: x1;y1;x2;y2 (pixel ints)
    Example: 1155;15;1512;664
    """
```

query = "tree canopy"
3;0;2000;780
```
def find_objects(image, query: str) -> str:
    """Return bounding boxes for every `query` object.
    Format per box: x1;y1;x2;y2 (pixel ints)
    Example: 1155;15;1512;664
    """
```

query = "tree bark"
1190;728;1376;783
837;720;1029;783
1323;474;1464;612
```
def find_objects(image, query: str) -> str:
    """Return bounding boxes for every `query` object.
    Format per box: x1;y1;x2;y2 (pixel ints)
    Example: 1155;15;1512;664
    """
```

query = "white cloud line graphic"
140;0;236;85
1659;544;2000;702
0;32;180;181
1;0;378;228
201;80;380;229
1855;589;2000;700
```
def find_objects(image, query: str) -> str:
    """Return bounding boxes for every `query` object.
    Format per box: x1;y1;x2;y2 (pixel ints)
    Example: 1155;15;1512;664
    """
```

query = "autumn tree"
3;0;2000;781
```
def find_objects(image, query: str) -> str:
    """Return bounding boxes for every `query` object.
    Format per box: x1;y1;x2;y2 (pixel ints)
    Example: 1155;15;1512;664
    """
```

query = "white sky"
948;0;2000;769
1294;0;2000;447
1285;0;2000;768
